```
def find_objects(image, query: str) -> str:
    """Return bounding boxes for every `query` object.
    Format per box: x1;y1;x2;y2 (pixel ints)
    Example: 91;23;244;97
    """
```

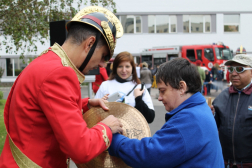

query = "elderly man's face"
229;62;252;90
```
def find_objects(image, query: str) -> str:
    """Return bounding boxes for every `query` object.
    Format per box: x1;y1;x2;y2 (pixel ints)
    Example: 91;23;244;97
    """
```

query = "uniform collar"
50;43;85;83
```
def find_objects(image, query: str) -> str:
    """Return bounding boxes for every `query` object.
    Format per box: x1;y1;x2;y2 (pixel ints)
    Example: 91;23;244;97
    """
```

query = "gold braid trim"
97;124;110;149
101;21;116;57
8;134;42;168
39;43;85;84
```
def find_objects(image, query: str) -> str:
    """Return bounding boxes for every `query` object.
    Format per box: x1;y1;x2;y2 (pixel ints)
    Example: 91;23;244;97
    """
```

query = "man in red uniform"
0;6;123;168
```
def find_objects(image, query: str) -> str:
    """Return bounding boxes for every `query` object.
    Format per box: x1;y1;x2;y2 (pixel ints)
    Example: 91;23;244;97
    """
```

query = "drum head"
76;102;151;168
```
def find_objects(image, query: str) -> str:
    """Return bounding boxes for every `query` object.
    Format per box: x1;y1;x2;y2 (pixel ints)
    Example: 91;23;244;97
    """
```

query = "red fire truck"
140;42;233;71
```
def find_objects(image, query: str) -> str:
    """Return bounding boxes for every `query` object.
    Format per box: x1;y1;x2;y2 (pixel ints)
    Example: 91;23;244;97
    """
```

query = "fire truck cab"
140;43;233;71
181;43;233;70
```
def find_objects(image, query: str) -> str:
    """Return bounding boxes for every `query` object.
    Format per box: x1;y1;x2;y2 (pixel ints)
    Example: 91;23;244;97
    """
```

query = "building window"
183;15;189;33
6;58;13;76
183;15;211;33
205;15;211;32
148;15;177;33
120;15;142;33
191;15;203;33
136;16;141;33
224;14;239;32
156;15;169;33
170;16;177;33
148;15;155;33
5;57;34;77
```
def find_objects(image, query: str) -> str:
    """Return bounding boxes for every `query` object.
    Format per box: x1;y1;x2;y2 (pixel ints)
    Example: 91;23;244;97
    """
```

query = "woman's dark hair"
109;51;140;84
66;22;106;47
156;58;201;94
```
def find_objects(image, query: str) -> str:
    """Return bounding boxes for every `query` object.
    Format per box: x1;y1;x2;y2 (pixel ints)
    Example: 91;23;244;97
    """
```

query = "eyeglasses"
227;66;252;73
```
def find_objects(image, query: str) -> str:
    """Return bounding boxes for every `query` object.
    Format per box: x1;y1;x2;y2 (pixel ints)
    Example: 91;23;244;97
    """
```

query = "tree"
0;0;116;57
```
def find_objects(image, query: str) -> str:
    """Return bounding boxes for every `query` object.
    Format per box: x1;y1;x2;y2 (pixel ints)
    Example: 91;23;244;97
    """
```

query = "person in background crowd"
211;63;219;91
203;70;213;95
92;63;108;94
135;63;141;79
95;52;155;123
140;62;152;94
150;65;157;85
0;6;123;168
212;54;252;168
109;58;224;168
152;65;160;89
216;66;224;91
195;60;205;93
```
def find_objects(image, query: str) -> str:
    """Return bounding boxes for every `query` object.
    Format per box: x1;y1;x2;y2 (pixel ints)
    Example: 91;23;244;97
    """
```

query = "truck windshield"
215;48;232;60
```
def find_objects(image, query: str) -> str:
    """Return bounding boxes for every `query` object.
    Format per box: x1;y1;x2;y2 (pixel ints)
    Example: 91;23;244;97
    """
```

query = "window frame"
148;15;177;34
183;15;211;33
223;14;240;33
119;15;142;34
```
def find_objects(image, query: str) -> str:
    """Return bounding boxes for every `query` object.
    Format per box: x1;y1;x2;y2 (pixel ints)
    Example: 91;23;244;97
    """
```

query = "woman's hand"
88;98;109;111
102;94;109;101
134;88;144;98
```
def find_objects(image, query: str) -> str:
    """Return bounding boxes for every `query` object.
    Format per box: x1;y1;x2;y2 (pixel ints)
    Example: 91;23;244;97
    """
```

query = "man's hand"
101;115;123;134
88;98;109;111
134;88;144;98
210;105;215;115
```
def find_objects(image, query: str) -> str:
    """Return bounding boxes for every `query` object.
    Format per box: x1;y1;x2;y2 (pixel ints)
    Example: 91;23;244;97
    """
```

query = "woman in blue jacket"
109;58;224;168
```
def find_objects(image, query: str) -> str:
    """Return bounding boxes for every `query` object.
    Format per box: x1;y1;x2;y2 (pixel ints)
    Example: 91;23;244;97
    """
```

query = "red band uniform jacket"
0;43;112;168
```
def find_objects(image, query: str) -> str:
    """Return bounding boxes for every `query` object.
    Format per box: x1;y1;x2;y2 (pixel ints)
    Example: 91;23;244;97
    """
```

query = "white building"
0;0;252;82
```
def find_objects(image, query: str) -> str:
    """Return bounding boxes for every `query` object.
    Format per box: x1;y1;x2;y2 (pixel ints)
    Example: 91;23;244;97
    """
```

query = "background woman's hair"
109;51;140;84
156;58;201;94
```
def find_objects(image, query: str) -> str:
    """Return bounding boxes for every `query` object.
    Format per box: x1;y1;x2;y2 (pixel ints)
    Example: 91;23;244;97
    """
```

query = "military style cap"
66;6;123;59
225;54;252;67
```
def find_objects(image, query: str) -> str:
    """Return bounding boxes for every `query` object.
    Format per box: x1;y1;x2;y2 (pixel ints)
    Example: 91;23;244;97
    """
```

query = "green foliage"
81;82;89;86
0;67;4;78
0;0;117;56
0;91;3;100
0;99;7;154
15;69;22;76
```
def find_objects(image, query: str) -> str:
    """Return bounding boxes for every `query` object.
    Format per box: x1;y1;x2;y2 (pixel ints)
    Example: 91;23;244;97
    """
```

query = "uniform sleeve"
135;95;155;123
82;98;89;113
100;67;108;81
108;125;186;168
37;67;112;163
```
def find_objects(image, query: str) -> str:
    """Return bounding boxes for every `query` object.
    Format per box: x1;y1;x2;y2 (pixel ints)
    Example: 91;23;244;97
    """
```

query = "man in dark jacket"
211;54;252;168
